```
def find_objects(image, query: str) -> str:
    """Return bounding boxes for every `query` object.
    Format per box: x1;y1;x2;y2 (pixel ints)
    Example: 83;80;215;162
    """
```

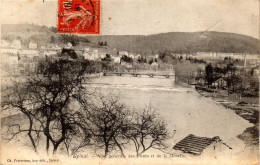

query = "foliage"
174;61;203;84
205;64;214;85
101;54;112;62
137;56;147;63
120;55;133;63
98;41;108;46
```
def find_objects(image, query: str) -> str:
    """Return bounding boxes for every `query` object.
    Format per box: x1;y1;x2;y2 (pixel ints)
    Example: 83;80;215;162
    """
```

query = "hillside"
88;32;260;55
2;24;260;55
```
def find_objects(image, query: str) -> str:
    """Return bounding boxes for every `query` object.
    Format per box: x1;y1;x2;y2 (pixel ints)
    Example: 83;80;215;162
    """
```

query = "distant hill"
2;24;260;55
88;32;260;55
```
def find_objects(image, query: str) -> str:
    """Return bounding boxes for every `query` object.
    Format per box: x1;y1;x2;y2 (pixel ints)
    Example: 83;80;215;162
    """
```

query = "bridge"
103;72;175;78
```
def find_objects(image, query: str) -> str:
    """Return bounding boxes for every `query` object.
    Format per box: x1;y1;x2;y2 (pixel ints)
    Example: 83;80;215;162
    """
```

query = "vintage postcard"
1;0;259;165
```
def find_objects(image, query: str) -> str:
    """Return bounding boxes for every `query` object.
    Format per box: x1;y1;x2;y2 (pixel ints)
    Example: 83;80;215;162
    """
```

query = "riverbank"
195;89;259;149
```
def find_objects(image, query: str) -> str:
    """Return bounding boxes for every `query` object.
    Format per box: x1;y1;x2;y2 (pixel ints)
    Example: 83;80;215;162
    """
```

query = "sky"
1;0;259;39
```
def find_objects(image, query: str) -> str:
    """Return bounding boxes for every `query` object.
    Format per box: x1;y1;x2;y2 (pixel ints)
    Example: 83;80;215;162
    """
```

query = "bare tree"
2;55;92;155
27;56;91;154
1;82;43;153
125;106;171;157
85;94;131;157
174;61;203;85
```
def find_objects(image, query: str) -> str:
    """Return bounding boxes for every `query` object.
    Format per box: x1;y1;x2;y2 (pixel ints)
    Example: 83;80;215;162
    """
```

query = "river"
87;75;253;156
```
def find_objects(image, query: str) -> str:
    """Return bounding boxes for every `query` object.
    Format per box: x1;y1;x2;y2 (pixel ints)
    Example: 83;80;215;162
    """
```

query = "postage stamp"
57;0;100;34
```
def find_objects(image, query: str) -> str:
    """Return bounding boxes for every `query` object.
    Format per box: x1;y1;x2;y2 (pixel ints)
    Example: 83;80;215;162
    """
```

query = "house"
118;51;129;57
1;48;19;54
29;42;38;49
19;49;39;56
84;47;91;52
99;52;106;59
83;51;95;60
83;48;93;60
195;52;217;60
134;54;141;60
173;134;232;156
151;62;159;71
121;61;132;68
172;54;182;59
2;53;19;75
54;45;62;50
129;53;135;59
113;56;121;63
44;50;58;56
65;42;73;48
92;49;99;60
195;76;205;85
146;55;154;62
16;55;40;75
1;40;10;47
50;44;62;50
213;77;227;89
154;54;159;59
10;39;22;49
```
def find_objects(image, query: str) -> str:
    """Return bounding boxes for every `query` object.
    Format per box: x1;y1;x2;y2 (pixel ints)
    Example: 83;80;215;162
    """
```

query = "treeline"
203;61;259;96
98;41;108;46
50;34;90;46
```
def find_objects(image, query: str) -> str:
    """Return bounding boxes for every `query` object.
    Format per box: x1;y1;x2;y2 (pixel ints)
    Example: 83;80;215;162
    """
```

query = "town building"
1;40;10;47
18;49;39;57
92;49;99;60
113;56;121;63
173;134;232;157
83;51;95;60
29;42;38;49
65;42;73;49
2;53;19;75
129;53;135;59
99;52;107;59
151;62;159;71
134;54;141;60
43;50;59;56
1;48;19;54
118;51;129;57
9;39;22;49
154;54;159;59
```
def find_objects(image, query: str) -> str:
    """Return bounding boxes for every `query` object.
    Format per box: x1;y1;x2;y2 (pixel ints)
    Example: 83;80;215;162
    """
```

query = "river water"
87;75;253;156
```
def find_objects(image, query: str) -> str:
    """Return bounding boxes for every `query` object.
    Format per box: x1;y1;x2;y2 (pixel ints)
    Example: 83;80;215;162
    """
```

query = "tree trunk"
28;117;37;153
105;143;109;158
45;120;50;154
46;137;50;154
113;137;125;157
53;145;58;154
28;132;37;153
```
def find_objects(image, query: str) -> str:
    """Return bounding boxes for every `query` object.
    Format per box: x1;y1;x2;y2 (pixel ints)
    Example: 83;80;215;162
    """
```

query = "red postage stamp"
57;0;100;34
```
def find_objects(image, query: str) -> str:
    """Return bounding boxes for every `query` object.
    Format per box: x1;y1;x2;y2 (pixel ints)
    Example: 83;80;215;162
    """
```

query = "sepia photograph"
1;0;259;164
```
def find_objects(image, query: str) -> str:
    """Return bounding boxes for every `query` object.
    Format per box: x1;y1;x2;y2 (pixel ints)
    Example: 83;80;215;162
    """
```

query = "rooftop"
173;134;231;155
